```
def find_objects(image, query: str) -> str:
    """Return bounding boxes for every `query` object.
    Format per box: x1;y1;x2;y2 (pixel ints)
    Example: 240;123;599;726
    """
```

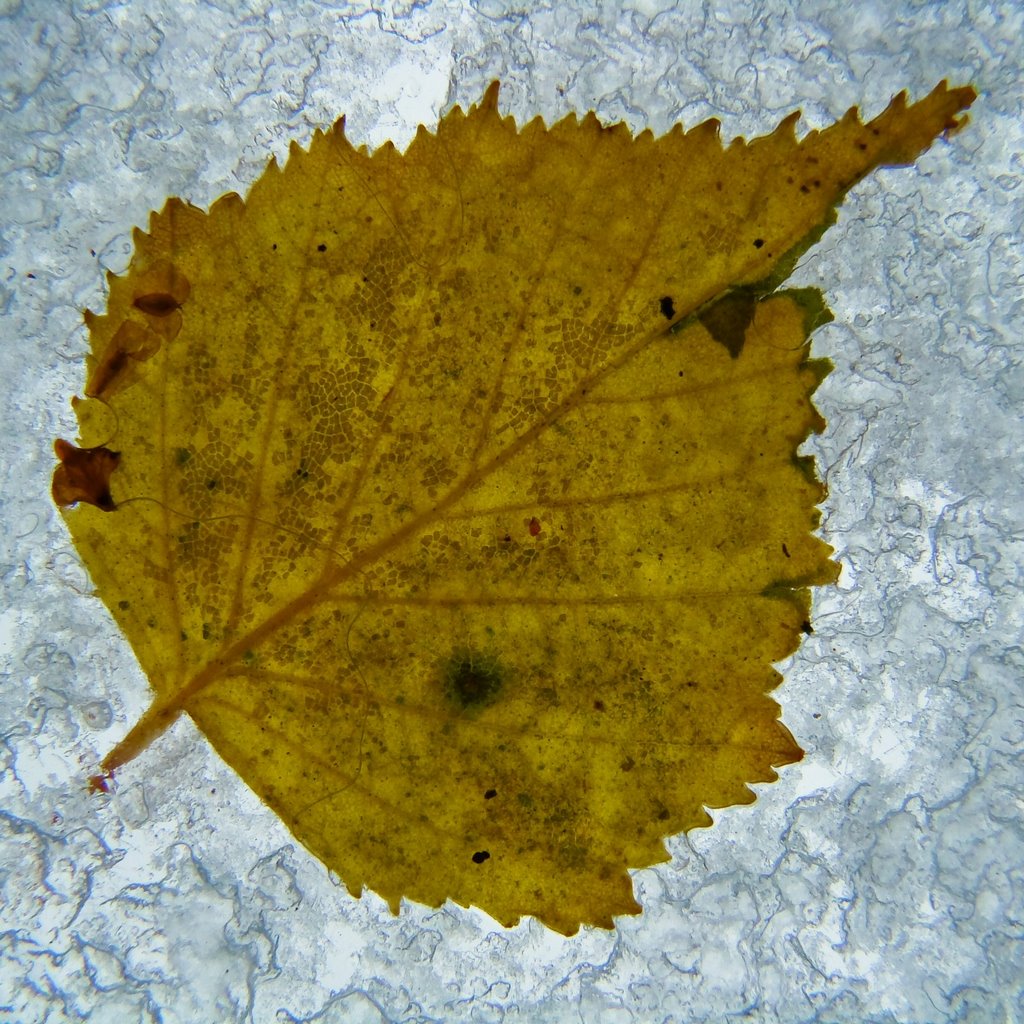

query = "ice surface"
1;1;1021;1021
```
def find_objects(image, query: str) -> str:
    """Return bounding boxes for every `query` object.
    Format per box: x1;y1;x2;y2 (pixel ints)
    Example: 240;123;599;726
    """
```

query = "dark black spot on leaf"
659;295;676;320
442;649;505;709
472;850;490;864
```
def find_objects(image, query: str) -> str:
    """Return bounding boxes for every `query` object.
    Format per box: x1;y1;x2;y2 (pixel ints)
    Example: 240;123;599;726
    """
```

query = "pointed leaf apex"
772;110;802;140
481;79;501;113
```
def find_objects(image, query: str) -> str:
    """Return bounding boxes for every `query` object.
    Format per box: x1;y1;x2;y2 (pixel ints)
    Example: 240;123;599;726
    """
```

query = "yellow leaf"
53;81;975;934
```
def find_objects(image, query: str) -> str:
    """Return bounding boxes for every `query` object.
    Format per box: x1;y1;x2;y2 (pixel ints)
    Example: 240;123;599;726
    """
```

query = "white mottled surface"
1;2;1021;1022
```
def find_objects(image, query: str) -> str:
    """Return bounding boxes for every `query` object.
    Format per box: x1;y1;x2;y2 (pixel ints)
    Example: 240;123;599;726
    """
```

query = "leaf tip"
209;191;244;217
776;109;802;138
689;116;721;144
932;79;979;136
480;79;501;113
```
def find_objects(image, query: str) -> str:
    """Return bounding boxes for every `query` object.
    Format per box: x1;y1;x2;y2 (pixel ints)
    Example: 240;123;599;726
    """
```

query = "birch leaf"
53;81;974;934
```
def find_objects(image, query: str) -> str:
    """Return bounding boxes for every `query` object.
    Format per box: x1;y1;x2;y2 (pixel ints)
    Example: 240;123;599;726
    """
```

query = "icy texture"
1;1;1021;1021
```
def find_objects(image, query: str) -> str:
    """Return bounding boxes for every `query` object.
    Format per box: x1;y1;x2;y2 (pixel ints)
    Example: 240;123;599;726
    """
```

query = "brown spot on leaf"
133;292;181;317
86;321;162;399
52;439;119;510
133;260;190;308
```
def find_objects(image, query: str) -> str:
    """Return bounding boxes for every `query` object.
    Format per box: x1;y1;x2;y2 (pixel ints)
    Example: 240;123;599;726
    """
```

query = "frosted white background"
1;1;1020;1021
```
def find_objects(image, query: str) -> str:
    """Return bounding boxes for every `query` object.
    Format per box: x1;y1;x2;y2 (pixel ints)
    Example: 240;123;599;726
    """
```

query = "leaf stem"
97;697;183;777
